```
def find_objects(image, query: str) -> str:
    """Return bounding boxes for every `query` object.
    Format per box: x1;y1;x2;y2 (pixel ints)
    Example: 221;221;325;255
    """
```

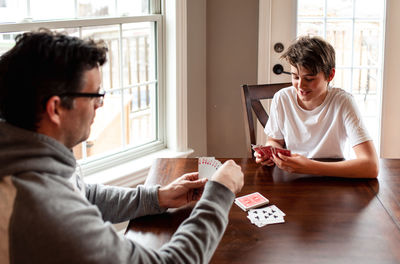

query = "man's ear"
45;96;63;126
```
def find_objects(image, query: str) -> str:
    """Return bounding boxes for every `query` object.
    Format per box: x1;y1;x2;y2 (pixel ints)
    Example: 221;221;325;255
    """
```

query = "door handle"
273;64;291;75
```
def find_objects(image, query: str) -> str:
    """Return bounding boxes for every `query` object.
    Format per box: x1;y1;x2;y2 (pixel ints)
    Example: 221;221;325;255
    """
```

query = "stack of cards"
247;205;286;227
198;157;222;180
252;144;291;159
235;192;286;227
234;192;270;211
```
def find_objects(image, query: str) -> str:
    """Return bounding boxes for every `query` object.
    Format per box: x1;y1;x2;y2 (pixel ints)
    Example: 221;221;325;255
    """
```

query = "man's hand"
211;160;244;194
158;172;207;208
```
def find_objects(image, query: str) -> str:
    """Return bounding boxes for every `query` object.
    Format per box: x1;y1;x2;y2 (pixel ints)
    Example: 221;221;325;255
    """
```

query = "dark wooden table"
125;158;400;264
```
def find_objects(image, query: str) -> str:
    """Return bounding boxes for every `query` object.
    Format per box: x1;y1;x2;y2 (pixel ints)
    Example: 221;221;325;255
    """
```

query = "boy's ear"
327;68;335;82
44;96;63;126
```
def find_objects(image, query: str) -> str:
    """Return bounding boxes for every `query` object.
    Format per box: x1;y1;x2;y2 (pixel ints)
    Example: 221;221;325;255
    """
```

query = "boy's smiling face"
290;65;335;110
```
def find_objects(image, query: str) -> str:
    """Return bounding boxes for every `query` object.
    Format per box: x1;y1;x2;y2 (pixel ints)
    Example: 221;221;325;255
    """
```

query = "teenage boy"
255;36;378;178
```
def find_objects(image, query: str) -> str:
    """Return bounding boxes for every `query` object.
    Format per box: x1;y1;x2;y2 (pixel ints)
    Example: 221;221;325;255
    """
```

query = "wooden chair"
241;82;291;156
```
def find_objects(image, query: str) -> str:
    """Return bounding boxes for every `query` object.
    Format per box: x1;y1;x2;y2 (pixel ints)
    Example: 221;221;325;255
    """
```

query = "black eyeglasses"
59;90;106;107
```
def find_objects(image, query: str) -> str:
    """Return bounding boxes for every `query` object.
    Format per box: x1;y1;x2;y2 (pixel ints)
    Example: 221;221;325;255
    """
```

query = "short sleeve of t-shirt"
341;93;371;147
265;97;284;140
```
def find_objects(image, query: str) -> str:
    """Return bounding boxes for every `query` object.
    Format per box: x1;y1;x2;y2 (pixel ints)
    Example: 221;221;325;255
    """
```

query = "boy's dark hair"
281;36;335;79
0;28;108;131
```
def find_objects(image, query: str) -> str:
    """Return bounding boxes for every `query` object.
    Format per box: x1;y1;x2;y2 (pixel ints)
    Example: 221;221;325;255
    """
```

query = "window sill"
84;148;194;187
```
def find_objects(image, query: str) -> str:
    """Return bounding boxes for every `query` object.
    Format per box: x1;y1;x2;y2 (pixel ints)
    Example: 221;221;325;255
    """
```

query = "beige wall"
206;0;259;157
187;0;207;157
187;0;259;158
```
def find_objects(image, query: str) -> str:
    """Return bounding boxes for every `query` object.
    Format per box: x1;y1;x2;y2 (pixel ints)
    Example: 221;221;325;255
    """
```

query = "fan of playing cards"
252;144;291;158
198;157;222;180
235;192;286;227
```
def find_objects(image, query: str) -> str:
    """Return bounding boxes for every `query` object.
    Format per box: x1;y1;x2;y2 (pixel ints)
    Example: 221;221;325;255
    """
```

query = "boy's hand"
254;151;275;166
272;153;313;174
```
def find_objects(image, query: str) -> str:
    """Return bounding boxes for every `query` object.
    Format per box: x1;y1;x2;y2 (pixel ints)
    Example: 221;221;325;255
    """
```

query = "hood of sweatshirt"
0;120;76;179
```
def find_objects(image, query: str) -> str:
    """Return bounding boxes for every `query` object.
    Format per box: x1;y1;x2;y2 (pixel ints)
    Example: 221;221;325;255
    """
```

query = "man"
0;29;244;263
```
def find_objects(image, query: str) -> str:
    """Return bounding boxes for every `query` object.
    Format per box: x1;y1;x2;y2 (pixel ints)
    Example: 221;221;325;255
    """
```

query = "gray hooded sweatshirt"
0;121;235;263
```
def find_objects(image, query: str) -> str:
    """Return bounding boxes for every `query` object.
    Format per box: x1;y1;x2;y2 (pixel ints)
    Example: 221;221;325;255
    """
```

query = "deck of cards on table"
252;144;291;158
247;205;286;227
198;157;222;179
235;192;286;227
235;192;269;211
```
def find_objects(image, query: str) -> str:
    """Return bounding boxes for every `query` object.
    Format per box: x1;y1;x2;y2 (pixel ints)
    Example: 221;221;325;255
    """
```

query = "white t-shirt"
264;86;371;159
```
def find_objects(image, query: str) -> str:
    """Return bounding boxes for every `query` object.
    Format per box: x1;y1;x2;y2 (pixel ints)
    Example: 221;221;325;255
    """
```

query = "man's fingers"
181;172;199;181
185;178;207;189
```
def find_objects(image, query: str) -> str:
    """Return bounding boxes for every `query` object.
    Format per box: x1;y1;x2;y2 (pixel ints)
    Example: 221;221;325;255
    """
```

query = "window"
297;0;385;155
0;0;166;175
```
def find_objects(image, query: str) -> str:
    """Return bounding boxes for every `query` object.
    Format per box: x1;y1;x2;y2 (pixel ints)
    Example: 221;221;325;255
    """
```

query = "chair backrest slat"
241;82;292;156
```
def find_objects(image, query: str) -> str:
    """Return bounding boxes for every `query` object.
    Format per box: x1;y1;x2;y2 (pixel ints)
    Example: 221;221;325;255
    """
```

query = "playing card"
252;144;270;158
247;205;286;227
273;147;291;157
234;192;269;211
252;144;291;159
198;157;222;180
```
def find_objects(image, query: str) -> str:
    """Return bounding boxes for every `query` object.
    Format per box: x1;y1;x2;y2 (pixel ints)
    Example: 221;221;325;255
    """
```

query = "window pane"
326;0;353;18
326;20;352;67
352;88;380;145
122;23;157;148
28;0;150;20
78;0;115;18
297;21;324;36
352;68;379;96
355;0;384;18
82;25;121;90
331;68;351;91
0;32;18;56
0;0;27;23
31;0;75;20
118;0;149;16
297;0;324;18
353;22;382;67
122;22;156;87
126;84;157;147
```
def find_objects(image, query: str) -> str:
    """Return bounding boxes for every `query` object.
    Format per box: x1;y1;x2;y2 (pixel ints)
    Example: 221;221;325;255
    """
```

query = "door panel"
257;0;295;144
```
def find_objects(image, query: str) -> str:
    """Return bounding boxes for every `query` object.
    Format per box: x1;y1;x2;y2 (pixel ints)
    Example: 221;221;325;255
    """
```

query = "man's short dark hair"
0;28;108;131
281;36;335;79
